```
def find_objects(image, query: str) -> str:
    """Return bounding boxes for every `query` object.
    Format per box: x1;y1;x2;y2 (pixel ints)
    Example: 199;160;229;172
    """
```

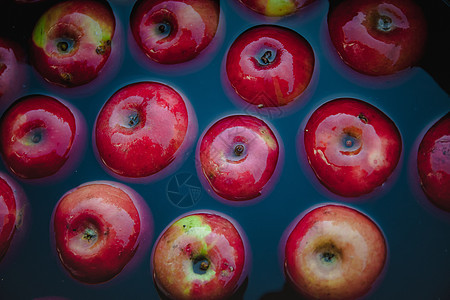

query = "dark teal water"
0;0;449;299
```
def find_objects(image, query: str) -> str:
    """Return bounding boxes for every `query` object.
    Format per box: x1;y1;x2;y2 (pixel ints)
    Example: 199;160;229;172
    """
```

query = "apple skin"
0;37;26;109
238;0;315;17
327;0;427;76
303;98;402;197
0;95;80;180
52;181;152;284
417;113;450;212
226;25;314;108
152;210;249;300
94;81;196;181
197;114;281;202
284;204;387;299
0;173;27;264
130;0;220;65
30;0;115;87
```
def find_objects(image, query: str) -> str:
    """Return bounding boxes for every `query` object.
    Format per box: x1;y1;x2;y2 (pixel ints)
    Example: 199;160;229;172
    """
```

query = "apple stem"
234;144;245;156
261;51;272;65
377;15;393;32
83;228;97;243
200;261;209;271
128;112;140;128
358;113;368;124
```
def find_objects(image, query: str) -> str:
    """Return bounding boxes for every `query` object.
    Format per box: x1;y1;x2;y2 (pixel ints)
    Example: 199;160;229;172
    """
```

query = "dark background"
0;0;449;299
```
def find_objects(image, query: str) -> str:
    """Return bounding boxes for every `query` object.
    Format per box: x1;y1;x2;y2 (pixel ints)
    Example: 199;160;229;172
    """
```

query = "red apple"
52;181;152;284
94;81;197;182
152;210;249;300
417;113;450;212
302;98;402;197
0;95;83;180
327;0;427;76
283;204;387;299
0;37;27;110
226;25;314;108
30;0;116;87
197;114;281;202
130;0;220;65
0;172;26;264
237;0;316;17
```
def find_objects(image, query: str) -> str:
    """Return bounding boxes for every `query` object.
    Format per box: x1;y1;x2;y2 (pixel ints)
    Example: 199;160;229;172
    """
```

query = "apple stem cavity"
234;144;245;156
377;15;393;32
257;48;277;66
82;228;98;243
156;22;171;38
193;256;210;274
127;111;140;128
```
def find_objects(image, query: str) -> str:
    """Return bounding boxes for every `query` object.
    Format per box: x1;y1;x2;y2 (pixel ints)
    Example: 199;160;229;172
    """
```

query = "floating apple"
130;0;220;65
237;0;315;17
152;211;249;300
30;0;116;87
52;181;152;284
0;173;26;264
302;98;402;197
226;25;314;108
417;113;450;212
0;95;82;180
284;204;387;299
0;37;26;109
197;114;281;202
94;81;196;182
327;0;427;76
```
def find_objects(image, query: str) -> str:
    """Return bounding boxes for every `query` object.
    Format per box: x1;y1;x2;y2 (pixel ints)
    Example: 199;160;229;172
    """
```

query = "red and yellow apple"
30;0;116;87
284;204;387;299
237;0;316;17
152;211;249;300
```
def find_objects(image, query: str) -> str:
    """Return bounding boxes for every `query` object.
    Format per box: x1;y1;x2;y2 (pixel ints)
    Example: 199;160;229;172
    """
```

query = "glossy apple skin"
0;172;27;265
0;95;77;179
0;38;26;108
152;211;248;300
417;113;450;212
198;115;280;201
53;182;150;284
327;0;427;76
226;25;314;107
95;82;193;180
238;0;315;17
284;204;387;299
30;0;115;87
303;98;402;197
130;0;220;64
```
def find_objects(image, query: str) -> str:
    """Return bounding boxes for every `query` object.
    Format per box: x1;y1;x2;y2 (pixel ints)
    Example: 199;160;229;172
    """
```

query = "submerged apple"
0;37;26;109
130;0;220;65
417;113;450;212
284;204;387;299
152;211;249;300
302;98;402;197
0;173;26;264
52;181;152;284
327;0;427;76
30;0;116;87
237;0;315;17
226;25;314;108
197;114;281;202
94;81;196;181
0;95;80;180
